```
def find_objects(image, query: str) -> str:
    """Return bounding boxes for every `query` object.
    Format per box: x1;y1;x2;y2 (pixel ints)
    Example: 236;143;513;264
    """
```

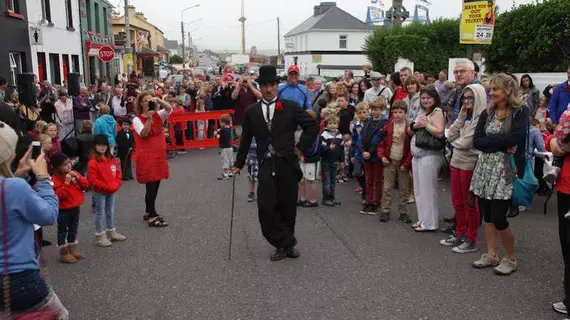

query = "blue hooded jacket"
278;82;311;110
548;81;570;124
356;116;388;163
94;114;118;146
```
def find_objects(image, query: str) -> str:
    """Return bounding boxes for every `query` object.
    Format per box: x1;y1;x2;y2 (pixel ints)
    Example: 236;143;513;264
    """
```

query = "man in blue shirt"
548;66;570;124
278;65;311;110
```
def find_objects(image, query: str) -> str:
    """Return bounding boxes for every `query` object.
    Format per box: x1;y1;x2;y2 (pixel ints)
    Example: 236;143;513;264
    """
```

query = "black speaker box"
16;73;36;106
67;73;80;97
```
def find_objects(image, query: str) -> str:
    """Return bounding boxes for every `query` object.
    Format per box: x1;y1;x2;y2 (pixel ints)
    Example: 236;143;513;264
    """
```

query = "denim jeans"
0;269;48;312
321;161;338;201
92;192;115;234
57;207;80;246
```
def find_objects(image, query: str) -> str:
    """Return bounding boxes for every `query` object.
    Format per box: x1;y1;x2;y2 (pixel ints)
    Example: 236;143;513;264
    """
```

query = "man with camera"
231;73;262;137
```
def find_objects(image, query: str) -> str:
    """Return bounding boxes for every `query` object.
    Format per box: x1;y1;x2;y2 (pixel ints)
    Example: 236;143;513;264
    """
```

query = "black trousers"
145;181;161;217
557;192;570;307
57;207;80;246
118;150;133;179
257;157;300;249
535;157;549;192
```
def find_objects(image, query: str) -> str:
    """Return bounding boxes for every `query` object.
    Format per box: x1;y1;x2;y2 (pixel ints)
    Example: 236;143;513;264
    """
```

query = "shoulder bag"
510;123;538;207
414;109;446;150
1;180;58;320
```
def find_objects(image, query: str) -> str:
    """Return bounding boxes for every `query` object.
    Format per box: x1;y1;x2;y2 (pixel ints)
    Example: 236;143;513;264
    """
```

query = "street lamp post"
181;4;200;68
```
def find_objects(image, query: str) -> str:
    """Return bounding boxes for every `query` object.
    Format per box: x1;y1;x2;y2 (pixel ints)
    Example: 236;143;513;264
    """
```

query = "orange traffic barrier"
166;110;239;150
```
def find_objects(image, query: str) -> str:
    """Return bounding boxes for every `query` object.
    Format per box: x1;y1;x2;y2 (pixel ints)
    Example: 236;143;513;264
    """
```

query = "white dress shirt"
112;96;126;116
261;98;277;123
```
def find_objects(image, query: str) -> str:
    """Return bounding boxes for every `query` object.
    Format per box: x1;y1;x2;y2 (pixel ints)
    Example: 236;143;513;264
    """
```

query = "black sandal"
148;216;169;227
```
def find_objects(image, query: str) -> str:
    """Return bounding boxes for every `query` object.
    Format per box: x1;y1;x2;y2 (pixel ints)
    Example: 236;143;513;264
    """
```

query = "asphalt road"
44;148;566;320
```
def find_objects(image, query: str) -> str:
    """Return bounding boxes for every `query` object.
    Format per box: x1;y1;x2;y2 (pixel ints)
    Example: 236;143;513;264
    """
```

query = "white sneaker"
544;167;561;184
553;301;568;315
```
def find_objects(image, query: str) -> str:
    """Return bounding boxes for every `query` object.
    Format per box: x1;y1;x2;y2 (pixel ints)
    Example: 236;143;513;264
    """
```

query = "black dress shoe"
269;248;287;261
286;247;300;258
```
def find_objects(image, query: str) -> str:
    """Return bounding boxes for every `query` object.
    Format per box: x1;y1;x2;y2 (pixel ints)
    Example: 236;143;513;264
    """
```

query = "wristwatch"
36;174;53;186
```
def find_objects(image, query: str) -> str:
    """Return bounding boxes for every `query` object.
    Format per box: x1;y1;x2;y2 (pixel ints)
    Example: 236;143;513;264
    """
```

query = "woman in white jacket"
439;84;487;253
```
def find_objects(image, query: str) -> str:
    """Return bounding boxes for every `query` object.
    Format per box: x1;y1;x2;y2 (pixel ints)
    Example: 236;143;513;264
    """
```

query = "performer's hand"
231;167;241;175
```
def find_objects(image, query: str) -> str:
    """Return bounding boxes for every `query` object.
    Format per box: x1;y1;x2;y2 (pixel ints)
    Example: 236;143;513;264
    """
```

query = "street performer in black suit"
232;65;318;261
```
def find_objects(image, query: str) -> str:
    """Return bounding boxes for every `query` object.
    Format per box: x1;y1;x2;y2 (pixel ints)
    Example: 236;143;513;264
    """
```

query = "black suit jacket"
115;130;134;154
234;99;318;170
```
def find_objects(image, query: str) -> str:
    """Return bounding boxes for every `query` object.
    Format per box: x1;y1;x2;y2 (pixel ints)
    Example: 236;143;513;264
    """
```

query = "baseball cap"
288;65;300;74
370;71;382;80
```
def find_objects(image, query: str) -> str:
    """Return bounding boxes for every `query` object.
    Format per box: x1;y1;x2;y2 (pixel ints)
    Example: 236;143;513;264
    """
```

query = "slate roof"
164;39;179;50
284;4;373;37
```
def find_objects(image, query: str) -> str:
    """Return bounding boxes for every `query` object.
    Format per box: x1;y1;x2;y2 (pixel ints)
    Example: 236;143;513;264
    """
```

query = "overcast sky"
122;0;537;52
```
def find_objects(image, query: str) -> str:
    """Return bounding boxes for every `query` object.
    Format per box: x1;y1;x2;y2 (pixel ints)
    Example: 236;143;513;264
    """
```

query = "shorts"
220;148;234;169
300;162;318;181
247;157;259;182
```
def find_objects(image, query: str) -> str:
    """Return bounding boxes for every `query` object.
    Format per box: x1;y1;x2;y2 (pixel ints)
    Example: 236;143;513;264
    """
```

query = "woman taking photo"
470;73;528;275
408;87;446;232
439;84;487;253
133;91;173;227
0;123;68;318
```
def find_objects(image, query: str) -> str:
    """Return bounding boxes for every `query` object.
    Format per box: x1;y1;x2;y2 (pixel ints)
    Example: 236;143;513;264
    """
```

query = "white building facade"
284;2;373;77
27;0;83;86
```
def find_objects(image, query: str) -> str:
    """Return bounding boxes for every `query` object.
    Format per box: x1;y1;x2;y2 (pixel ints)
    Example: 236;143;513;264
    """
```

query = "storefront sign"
98;46;115;62
460;0;495;44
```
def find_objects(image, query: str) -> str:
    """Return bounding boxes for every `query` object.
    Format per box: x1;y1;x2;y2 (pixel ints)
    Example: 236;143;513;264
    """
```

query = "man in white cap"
364;71;393;104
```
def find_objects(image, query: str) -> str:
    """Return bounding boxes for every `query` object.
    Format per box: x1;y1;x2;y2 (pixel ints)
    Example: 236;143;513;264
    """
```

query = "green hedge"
364;19;465;76
364;0;570;75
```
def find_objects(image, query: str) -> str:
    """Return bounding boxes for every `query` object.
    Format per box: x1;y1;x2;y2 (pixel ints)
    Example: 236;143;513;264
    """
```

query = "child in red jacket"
51;152;89;264
377;101;413;223
88;134;126;247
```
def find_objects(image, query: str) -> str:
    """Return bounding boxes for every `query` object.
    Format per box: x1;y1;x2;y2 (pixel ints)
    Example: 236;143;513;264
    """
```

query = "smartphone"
148;100;156;111
31;141;41;159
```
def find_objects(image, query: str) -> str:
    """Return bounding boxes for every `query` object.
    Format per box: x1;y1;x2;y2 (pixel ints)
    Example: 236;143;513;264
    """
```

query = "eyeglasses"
453;69;469;75
461;96;475;101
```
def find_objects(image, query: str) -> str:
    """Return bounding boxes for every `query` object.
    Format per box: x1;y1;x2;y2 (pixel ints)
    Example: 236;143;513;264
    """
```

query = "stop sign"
98;46;115;62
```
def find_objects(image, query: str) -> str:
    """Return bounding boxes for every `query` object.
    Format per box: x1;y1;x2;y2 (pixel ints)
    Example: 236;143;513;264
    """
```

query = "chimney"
316;2;336;16
313;5;320;16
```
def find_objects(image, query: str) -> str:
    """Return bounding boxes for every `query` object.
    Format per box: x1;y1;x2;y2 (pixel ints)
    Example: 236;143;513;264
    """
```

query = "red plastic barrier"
166;110;239;150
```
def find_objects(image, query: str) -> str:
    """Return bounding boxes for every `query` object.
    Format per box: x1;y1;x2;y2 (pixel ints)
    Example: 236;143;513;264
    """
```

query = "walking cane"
228;174;236;260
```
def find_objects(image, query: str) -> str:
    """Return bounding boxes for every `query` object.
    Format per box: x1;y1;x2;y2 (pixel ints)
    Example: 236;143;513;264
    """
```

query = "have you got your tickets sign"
460;0;496;44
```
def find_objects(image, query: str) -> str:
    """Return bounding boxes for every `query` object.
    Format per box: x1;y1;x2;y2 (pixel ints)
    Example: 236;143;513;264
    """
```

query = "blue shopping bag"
510;156;538;207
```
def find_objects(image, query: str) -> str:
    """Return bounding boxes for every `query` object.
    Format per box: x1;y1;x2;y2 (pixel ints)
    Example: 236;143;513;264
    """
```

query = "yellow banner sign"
460;0;495;44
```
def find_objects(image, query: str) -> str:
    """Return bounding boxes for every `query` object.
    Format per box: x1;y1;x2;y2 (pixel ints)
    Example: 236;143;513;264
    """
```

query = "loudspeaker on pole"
16;73;36;106
67;73;80;97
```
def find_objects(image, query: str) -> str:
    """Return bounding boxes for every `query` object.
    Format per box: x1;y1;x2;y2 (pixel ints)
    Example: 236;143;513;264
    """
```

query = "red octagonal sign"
98;46;115;62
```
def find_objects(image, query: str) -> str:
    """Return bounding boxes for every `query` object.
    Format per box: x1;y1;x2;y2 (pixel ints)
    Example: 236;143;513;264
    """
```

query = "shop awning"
138;47;160;56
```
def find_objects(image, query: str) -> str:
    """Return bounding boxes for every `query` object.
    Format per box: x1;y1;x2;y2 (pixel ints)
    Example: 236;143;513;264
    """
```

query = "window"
37;53;47;83
339;35;347;49
40;0;51;22
102;8;108;35
94;2;100;33
8;53;22;86
71;55;80;73
6;0;21;13
49;53;61;85
65;0;73;28
62;54;69;80
86;0;92;31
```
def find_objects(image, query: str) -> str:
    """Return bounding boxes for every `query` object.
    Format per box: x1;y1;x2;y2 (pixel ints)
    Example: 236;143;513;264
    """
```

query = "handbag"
510;125;539;207
415;128;446;150
1;180;58;320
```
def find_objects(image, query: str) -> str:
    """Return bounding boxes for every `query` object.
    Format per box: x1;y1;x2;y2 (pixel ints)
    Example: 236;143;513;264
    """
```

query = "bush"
364;19;466;75
483;0;570;72
170;55;183;64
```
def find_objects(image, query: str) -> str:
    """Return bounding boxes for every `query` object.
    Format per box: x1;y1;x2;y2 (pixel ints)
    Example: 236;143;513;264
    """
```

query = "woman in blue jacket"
0;122;68;318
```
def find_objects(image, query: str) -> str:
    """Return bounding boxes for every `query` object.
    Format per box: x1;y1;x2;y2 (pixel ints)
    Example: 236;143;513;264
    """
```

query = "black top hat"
257;65;278;85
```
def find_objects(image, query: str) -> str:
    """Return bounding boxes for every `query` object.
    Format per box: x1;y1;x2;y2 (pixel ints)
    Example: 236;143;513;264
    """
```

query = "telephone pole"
239;0;246;55
181;22;186;67
277;17;281;66
124;0;132;74
188;32;192;67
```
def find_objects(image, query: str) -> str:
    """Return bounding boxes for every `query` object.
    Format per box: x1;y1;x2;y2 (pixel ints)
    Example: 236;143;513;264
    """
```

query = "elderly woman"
408;87;446;232
54;91;74;140
0;123;68;318
133;91;173;227
470;73;528;275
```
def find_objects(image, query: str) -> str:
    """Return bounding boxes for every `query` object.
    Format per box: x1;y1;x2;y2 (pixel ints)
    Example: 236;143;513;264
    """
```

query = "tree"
364;19;466;76
483;0;570;72
170;55;183;64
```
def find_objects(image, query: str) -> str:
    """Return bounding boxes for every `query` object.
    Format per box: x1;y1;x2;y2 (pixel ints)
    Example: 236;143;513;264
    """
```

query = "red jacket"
53;171;89;209
377;121;412;170
546;135;570;194
393;87;408;103
87;155;122;194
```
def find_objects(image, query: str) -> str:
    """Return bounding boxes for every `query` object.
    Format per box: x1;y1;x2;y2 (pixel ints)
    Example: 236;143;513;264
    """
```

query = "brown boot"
59;244;77;264
68;242;87;260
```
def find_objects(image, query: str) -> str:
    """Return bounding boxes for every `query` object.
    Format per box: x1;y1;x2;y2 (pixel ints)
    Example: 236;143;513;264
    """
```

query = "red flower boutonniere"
275;100;283;112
